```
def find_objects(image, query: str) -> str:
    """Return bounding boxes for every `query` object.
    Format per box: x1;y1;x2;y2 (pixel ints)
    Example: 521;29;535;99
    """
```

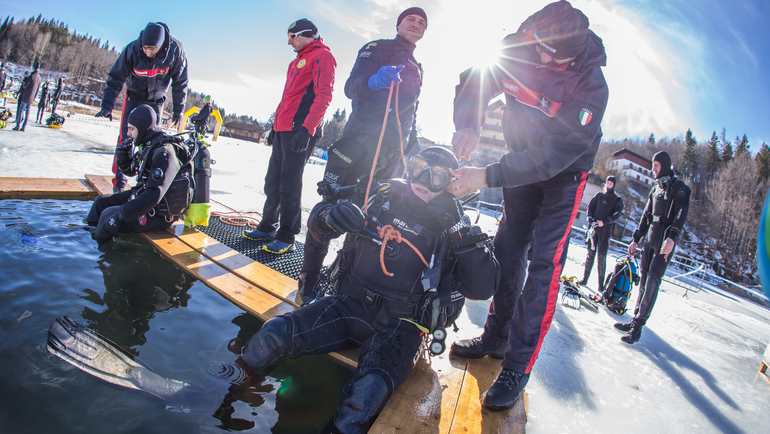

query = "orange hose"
377;224;429;277
393;81;407;171
363;81;397;213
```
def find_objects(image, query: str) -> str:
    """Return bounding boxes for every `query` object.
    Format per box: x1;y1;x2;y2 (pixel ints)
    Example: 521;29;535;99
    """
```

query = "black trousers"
241;294;422;434
633;246;673;326
36;101;48;123
483;172;587;373
257;131;314;244
111;98;162;192
87;191;172;233
582;226;610;290
300;133;406;299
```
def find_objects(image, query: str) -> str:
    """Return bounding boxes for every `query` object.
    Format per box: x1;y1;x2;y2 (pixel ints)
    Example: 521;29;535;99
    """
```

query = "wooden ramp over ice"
0;175;528;433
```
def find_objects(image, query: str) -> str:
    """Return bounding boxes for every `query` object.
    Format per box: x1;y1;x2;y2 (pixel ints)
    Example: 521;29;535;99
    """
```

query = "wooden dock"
0;175;527;433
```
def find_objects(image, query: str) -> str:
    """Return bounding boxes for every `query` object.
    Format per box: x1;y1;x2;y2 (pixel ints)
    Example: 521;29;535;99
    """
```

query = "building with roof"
606;148;654;187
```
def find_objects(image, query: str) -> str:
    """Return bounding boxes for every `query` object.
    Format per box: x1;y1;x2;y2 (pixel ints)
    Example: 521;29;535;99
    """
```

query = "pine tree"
757;143;770;183
706;131;721;175
735;134;750;157
681;128;699;179
721;140;734;163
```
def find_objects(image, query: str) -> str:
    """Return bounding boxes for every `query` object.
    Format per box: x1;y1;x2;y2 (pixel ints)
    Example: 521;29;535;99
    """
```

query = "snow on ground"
2;112;769;434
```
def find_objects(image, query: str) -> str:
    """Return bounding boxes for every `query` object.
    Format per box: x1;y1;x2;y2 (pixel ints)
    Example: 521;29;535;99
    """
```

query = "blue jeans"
15;101;30;130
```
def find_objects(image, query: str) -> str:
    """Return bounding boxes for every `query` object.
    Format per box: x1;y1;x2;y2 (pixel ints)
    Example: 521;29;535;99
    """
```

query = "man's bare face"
142;45;161;58
397;15;427;44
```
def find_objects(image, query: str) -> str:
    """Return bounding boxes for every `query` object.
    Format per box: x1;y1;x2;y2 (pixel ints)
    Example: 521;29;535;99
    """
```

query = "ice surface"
2;108;768;434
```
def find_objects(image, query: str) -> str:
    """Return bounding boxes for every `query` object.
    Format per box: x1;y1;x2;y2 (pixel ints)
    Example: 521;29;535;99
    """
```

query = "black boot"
614;320;635;332
450;335;506;359
484;368;529;411
621;324;643;344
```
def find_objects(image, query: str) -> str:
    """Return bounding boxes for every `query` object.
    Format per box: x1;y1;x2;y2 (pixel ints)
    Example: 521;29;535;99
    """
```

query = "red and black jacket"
273;39;336;136
101;22;189;117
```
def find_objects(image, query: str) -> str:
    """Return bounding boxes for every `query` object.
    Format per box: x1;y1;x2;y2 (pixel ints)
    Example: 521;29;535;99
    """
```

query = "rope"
363;81;396;213
377;224;429;277
211;210;262;228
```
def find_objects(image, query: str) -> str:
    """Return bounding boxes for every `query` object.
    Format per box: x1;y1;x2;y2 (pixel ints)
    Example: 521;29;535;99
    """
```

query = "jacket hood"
298;38;330;56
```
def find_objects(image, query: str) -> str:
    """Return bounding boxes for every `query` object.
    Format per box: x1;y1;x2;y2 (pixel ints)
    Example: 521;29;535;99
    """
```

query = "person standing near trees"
242;18;336;255
615;151;690;344
14;63;40;131
51;77;64;114
35;81;50;123
580;175;623;291
95;22;189;193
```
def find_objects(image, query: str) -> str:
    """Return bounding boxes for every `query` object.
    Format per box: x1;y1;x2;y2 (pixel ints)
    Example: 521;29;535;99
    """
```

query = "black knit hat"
606;175;616;184
397;7;428;27
288;18;318;38
519;1;589;59
128;104;159;144
141;23;166;47
652;151;673;178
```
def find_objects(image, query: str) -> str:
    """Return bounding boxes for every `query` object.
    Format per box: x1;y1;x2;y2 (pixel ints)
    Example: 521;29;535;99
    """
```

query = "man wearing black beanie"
580;175;624;291
297;6;428;304
449;1;609;410
96;22;189;193
615;151;690;343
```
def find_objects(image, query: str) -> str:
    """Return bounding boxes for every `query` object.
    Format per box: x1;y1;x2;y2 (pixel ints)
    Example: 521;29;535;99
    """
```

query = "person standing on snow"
296;6;427;304
580;175;624;291
242;18;336;255
615;151;690;344
448;0;609;411
51;77;64;114
95;22;189;193
14;63;41;131
35;81;50;124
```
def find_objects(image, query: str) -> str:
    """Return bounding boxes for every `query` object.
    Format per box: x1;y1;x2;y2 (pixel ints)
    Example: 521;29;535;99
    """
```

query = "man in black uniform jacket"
449;1;609;410
580;175;623;291
615;151;690;344
239;147;499;434
95;22;189;192
297;6;428;303
87;104;193;242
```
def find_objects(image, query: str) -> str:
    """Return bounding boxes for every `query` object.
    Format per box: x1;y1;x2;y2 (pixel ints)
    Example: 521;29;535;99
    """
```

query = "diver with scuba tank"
87;104;194;242
239;147;499;434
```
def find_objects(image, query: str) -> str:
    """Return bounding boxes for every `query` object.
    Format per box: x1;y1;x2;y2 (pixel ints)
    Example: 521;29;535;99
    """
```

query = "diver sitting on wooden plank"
87;104;194;242
238;146;500;433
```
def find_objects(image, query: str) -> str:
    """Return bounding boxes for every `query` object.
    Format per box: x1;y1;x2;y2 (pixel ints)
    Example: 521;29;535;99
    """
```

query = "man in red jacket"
244;18;336;254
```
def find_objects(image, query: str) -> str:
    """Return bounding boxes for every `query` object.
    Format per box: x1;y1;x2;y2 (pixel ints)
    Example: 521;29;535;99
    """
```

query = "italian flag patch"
578;108;593;126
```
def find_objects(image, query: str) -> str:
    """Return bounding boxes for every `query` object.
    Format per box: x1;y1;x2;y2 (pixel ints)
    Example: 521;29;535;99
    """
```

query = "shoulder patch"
297;59;307;69
578;108;593;126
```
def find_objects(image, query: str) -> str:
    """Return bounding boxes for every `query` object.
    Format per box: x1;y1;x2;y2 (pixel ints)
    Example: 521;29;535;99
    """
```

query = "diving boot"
621;325;643;344
450;335;506;359
243;228;275;241
483;368;529;411
262;239;295;255
614;320;636;332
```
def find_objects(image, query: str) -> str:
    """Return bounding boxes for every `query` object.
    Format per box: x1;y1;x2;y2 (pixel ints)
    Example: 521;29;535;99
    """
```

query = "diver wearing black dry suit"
239;147;499;434
87;104;193;241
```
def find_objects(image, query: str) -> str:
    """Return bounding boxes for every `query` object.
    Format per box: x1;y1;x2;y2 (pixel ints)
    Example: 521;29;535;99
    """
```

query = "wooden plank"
84;174;114;196
448;358;527;434
370;353;468;434
0;176;95;199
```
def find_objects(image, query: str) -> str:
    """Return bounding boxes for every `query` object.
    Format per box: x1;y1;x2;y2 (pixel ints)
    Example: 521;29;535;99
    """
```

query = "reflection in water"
82;239;195;356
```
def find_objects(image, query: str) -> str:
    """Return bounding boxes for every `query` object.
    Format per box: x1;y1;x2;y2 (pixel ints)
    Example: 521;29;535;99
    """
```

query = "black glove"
290;127;312;153
93;205;122;242
266;129;276;146
95;108;112;121
172;112;181;126
324;201;365;234
449;224;489;254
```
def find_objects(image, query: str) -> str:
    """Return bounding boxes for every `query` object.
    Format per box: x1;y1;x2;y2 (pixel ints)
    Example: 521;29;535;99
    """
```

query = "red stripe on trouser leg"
524;171;588;373
112;97;129;188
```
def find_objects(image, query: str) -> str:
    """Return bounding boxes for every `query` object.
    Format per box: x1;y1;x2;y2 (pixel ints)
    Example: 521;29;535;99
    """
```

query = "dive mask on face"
408;156;454;193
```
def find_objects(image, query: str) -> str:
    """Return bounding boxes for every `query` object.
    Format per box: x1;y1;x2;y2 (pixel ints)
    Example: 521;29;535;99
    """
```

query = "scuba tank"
184;134;212;227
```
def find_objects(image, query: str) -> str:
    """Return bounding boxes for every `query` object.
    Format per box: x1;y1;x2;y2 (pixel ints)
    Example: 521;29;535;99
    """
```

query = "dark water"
0;200;351;434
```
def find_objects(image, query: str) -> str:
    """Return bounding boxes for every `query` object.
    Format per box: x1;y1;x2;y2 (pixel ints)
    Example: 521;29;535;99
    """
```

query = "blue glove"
367;65;405;91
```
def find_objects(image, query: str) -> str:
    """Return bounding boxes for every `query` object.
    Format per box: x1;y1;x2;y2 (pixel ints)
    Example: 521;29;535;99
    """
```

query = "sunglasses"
408;156;455;192
289;29;314;39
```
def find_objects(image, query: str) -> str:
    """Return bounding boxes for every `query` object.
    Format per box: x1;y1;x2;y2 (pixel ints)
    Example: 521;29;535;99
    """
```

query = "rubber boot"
450;335;506;359
483;368;529;411
621;324;643;344
614;320;635;333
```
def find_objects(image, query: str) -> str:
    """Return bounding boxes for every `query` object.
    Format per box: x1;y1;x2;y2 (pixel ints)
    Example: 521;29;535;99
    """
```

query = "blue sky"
2;0;768;148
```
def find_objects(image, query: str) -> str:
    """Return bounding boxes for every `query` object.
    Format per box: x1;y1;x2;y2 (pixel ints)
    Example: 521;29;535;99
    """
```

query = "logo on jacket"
579;108;593;126
297;59;307;69
133;66;170;78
